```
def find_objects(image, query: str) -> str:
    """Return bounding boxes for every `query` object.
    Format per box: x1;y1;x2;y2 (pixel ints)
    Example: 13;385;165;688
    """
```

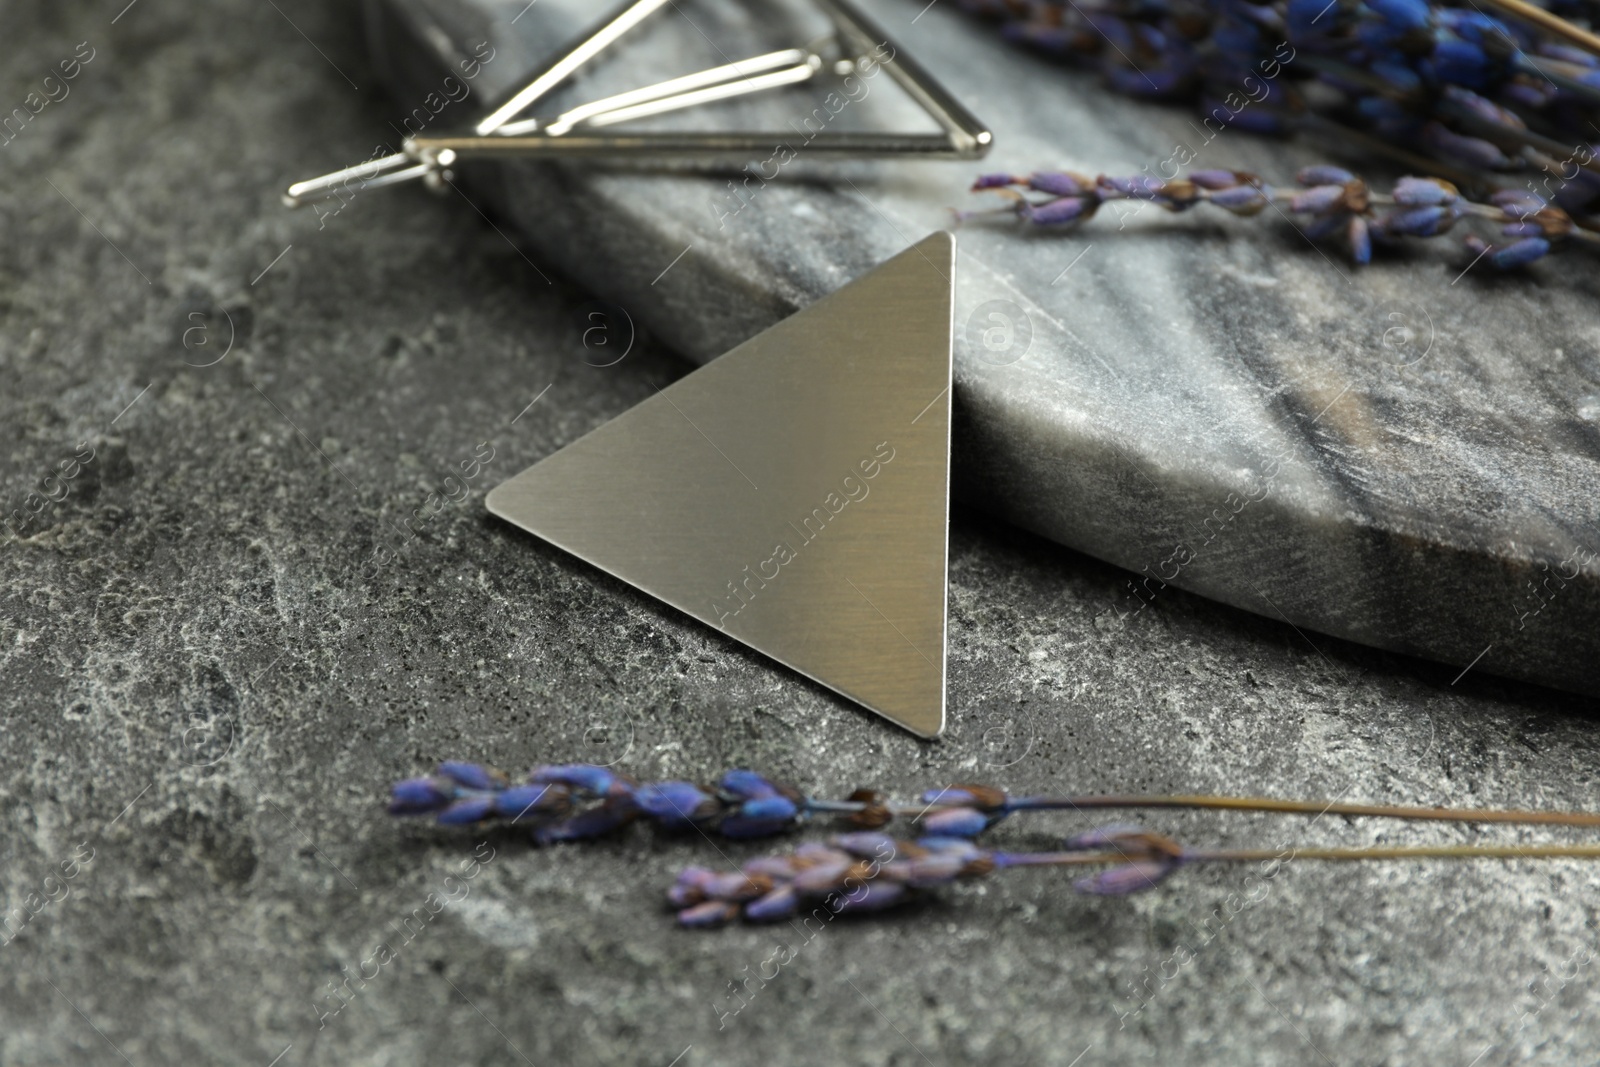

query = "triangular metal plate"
487;232;954;736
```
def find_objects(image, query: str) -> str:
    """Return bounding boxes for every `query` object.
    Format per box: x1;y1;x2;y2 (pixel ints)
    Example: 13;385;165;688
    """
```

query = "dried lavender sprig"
670;826;1600;926
388;762;1600;844
959;165;1593;267
389;763;811;843
958;0;1600;211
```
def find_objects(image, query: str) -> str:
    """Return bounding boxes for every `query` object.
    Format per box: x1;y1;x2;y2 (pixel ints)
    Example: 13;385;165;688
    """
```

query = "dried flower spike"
390;762;1600;845
960;167;1596;268
671;827;1600;927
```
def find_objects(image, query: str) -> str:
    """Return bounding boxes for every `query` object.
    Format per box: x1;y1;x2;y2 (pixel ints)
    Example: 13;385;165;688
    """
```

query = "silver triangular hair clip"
284;0;990;207
488;233;956;736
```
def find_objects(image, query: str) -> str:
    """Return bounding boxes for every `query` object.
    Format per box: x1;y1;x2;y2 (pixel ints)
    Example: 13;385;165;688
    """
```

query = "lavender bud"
971;173;1022;191
702;872;773;901
1422;123;1510;170
833;881;911;913
1189;169;1243;190
533;797;638;844
1207;184;1272;215
1490;237;1550;268
900;854;969;888
1074;860;1179;896
744;856;802;878
1427;40;1491;91
1349;216;1373;265
1368;0;1431;31
437;795;496;825
633;781;718;827
1295;165;1354;187
719;769;781;799
790;860;855;895
668;867;717;907
1537;43;1597;65
1490;190;1545;215
438;761;503;790
677;901;739;927
1500;221;1544;238
1392;177;1459;206
744;885;800;922
530;764;624;797
493;783;561;820
1098;174;1165;199
832;832;900;859
1288;185;1347;214
1381;204;1458;237
795;841;844;861
919;807;993;838
1023;196;1097;226
1028;171;1093;197
720;794;801;839
1442;86;1524;130
919;785;1009;811
388;777;453;815
915;836;984;857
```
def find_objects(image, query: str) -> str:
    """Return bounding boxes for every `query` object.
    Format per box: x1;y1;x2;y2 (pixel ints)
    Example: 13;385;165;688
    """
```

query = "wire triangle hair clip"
282;0;992;208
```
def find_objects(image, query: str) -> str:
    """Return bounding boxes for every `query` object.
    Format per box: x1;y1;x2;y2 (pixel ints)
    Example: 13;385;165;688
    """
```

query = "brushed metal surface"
486;232;954;735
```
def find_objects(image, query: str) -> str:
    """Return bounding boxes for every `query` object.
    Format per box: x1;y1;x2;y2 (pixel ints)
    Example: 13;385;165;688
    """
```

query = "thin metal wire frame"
285;0;991;207
410;0;992;163
475;0;674;135
496;48;820;137
407;129;987;161
284;49;823;206
288;0;677;206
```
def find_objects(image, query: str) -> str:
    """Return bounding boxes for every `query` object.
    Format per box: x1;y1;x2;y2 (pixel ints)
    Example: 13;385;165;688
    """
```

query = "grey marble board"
360;0;1600;698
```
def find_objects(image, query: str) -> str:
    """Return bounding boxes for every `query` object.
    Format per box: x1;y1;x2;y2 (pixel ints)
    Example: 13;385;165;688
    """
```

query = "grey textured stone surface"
378;0;1600;698
5;2;1600;1066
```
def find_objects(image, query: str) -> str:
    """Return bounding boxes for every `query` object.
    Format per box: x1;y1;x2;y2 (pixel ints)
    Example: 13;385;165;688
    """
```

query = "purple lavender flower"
1075;860;1183;895
919;807;994;837
1296;165;1356;186
438;795;497;825
1392;177;1459;206
1349;216;1373;264
391;761;1600;928
1190;169;1246;189
667;835;936;926
914;783;1013;837
1490;189;1545;216
531;763;630;797
961;164;1585;269
633;781;720;829
1466;234;1552;268
718;770;781;799
1024;196;1099;226
493;784;563;820
1026;171;1095;196
668;826;1190;926
1289;184;1348;214
719;794;801;839
1208;184;1273;215
971;173;1021;190
387;777;453;815
1098;174;1166;199
438;761;507;791
1500;220;1544;238
533;797;639;844
1379;204;1461;237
